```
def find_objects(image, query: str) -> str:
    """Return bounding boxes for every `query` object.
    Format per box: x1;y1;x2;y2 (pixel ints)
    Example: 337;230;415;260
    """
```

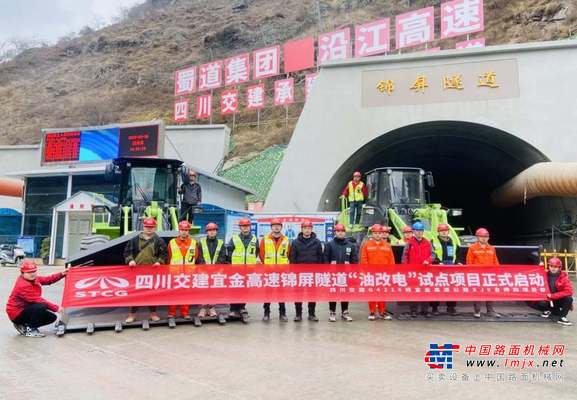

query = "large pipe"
0;177;23;198
491;162;577;208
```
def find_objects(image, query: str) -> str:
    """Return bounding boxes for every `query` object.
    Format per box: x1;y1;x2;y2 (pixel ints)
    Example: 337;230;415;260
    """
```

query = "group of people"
5;216;574;338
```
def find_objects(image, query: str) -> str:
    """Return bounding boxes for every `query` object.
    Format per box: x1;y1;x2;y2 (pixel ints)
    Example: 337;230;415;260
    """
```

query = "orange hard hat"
178;220;192;230
205;222;218;232
20;259;38;273
143;217;157;228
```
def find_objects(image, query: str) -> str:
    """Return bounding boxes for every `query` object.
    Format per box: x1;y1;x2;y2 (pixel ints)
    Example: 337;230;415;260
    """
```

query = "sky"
0;0;145;44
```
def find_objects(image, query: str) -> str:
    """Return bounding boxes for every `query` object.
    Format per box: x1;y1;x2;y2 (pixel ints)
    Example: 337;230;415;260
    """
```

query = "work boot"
294;314;303;322
473;311;481;318
125;313;136;323
557;317;572;326
447;307;458;316
13;323;26;335
431;306;440;316
540;310;552;318
193;316;202;327
308;314;319;322
341;311;353;322
262;313;271;322
329;312;337;322
279;314;288;322
379;312;392;320
198;308;207;318
486;311;501;318
368;313;376;321
149;312;161;322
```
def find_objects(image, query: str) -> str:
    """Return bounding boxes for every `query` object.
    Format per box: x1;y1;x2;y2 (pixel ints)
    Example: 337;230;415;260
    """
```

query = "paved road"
1;266;575;400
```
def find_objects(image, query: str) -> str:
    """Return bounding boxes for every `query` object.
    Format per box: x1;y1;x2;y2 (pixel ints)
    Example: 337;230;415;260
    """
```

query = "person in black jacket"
197;222;228;320
324;223;358;322
290;220;324;322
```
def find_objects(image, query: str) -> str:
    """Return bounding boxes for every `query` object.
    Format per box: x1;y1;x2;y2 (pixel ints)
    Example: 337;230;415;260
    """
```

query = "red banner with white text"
61;264;548;308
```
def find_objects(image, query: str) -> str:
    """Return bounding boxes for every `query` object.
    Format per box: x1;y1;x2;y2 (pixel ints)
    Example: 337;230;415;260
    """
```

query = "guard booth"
48;191;115;265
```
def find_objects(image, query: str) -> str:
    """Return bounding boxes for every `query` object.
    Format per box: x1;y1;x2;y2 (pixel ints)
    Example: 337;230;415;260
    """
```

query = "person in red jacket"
530;257;573;326
6;259;67;337
402;222;434;317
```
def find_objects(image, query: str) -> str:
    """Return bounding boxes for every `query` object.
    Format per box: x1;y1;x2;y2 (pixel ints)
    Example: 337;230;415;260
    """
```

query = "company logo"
75;276;130;290
74;276;130;298
425;343;460;369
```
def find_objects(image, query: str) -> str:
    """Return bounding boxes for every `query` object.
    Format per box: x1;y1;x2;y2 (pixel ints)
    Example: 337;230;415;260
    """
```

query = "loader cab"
362;167;433;226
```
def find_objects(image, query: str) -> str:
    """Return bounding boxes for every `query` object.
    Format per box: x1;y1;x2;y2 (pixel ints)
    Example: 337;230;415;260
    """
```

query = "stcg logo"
74;276;130;298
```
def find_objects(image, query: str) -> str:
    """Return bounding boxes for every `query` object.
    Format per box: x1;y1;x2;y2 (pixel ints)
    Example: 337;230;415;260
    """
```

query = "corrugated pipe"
491;162;577;208
0;178;23;198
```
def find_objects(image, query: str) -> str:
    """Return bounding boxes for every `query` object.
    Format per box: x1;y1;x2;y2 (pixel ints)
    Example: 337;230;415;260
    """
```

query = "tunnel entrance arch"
320;121;575;243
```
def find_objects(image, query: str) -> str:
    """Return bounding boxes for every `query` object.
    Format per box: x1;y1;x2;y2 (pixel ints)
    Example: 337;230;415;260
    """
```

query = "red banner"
61;265;548;308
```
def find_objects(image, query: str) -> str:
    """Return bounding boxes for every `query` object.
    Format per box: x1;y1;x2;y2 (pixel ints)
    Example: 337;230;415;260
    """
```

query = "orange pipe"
0;178;24;197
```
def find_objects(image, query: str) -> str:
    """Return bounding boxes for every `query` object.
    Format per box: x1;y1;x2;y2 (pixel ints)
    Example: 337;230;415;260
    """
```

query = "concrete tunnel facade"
264;40;577;244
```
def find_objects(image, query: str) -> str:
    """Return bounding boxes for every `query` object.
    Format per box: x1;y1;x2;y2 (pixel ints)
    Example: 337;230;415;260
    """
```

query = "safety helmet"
334;223;346;232
270;218;283;227
402;226;413;233
412;222;425;231
475;228;490;237
205;222;218;232
437;223;450;232
370;224;383;233
238;218;252;227
178;220;192;230
548;257;562;268
20;259;38;274
353;171;362;177
301;220;313;228
143;217;157;228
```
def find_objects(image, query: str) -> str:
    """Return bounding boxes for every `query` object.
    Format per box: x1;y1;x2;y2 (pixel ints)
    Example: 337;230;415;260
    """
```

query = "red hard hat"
20;259;38;273
205;222;218;232
437;223;450;232
370;224;382;232
270;218;283;226
548;257;562;268
238;218;252;227
178;220;192;230
353;171;362;177
334;223;346;232
381;225;391;232
143;217;157;228
402;226;413;233
475;227;490;237
301;220;313;228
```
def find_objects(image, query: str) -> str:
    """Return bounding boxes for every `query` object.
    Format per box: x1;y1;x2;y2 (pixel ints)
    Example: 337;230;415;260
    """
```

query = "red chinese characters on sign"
395;7;435;49
456;37;485;49
246;84;265;110
441;0;484;39
274;78;294;106
173;99;189;122
61;265;549;308
196;94;212;119
220;89;239;115
283;36;315;73
174;66;197;96
253;45;280;80
355;18;390;57
43;131;81;163
304;73;319;99
198;61;223;91
224;53;250;86
318;28;352;65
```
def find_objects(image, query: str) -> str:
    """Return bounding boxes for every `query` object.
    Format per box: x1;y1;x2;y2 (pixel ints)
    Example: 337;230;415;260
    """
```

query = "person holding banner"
530;257;573;326
466;228;501;319
402;222;434;318
227;217;259;322
290;220;323;322
197;222;228;320
123;217;168;323
6;259;67;338
324;223;357;322
167;220;198;323
259;218;290;322
361;224;395;321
